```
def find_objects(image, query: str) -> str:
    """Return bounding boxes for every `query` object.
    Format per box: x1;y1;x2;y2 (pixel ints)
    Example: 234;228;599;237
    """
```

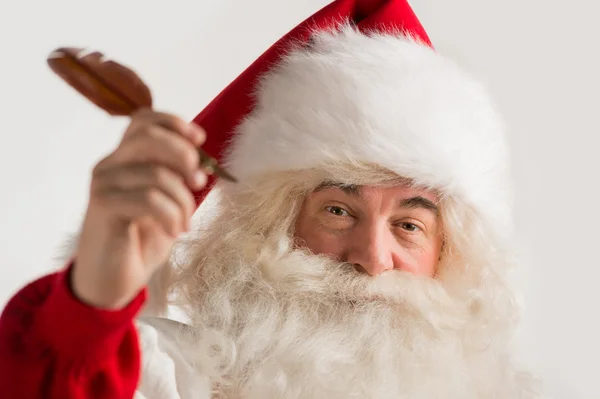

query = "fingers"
90;109;211;237
127;108;206;146
108;125;202;189
93;163;202;232
99;187;185;237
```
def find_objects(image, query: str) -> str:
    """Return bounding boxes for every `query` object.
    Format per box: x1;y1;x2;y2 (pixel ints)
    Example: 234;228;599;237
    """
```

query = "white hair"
151;162;539;398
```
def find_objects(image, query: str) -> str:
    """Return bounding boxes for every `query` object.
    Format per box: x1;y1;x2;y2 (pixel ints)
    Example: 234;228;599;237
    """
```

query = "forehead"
315;181;438;199
312;182;440;214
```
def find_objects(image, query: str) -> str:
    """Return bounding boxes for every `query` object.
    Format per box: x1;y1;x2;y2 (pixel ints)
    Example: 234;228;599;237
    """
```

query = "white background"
1;1;598;398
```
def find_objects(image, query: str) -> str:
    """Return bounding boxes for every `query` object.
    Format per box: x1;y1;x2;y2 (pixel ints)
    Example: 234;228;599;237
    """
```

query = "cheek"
306;235;345;258
294;217;346;258
394;241;443;277
413;252;439;276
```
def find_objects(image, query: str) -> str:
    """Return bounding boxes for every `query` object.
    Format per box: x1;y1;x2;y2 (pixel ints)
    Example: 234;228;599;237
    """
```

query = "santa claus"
0;0;541;398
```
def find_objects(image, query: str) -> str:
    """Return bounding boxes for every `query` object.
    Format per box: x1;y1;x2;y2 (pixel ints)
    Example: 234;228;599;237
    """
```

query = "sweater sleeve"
0;262;147;399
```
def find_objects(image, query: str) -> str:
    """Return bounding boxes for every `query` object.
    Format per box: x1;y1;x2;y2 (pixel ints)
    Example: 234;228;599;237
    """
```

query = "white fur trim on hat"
224;24;513;242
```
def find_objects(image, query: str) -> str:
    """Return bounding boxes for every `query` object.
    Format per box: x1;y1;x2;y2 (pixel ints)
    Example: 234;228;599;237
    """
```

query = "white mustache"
260;249;469;331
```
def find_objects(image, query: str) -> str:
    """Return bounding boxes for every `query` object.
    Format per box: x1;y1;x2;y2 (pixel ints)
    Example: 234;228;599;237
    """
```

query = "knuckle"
91;163;104;180
135;109;183;131
155;111;186;132
123;119;144;138
138;124;157;139
89;176;103;195
143;187;163;207
119;129;154;157
124;121;155;142
143;188;180;221
89;181;104;200
92;154;112;177
150;166;172;185
131;106;154;120
163;113;183;127
90;161;114;195
180;146;199;171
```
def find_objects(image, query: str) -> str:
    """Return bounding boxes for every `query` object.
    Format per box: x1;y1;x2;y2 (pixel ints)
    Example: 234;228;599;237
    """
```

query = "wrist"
70;260;140;310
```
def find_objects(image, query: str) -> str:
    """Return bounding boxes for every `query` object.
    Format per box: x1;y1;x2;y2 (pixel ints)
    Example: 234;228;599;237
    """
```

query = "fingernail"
193;171;207;187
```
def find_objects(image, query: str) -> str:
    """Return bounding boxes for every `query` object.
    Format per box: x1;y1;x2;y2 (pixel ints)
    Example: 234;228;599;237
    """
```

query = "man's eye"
399;222;420;232
325;206;349;216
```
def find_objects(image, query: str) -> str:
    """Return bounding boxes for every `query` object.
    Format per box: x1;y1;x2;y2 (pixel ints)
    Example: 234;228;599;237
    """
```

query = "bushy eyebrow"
314;182;359;195
314;182;438;216
398;196;439;216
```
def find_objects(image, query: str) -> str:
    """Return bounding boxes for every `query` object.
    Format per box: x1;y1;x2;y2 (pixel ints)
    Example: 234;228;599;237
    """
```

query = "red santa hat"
191;0;513;243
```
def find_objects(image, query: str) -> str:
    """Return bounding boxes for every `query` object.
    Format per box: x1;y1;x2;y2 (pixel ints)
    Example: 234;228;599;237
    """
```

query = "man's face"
294;183;443;277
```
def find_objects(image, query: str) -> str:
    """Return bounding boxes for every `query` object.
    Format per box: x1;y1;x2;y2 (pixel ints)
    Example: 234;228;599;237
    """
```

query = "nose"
346;222;394;276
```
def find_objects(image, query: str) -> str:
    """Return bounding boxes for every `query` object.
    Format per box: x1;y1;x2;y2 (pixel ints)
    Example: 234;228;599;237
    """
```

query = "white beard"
172;238;538;399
